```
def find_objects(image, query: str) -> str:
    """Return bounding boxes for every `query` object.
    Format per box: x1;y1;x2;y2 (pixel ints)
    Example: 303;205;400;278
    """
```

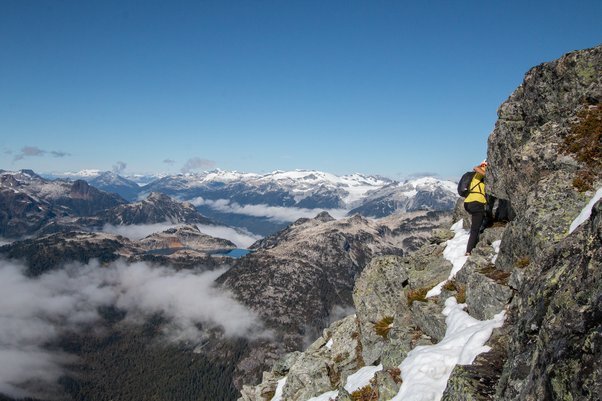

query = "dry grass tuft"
373;316;394;339
478;264;511;285
350;385;378;401
386;367;403;384
560;104;602;191
515;256;531;269
406;287;429;306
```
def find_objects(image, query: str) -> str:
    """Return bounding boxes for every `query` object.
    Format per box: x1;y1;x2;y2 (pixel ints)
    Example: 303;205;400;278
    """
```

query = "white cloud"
12;146;71;161
181;157;216;173
196;224;261;248
0;259;267;398
112;160;127;174
100;222;261;248
191;197;348;222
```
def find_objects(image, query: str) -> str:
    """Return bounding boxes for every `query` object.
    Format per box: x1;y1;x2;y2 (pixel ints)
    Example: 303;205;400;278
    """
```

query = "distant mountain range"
41;169;459;235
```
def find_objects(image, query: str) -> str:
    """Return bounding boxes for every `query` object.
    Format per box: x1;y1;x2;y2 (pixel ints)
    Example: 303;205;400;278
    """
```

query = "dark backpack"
457;171;476;197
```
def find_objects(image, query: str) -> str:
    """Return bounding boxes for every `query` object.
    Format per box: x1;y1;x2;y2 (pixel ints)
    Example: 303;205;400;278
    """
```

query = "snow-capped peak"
62;169;103;178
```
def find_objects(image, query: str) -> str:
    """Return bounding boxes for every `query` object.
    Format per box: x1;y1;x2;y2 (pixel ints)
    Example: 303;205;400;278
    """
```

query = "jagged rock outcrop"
488;45;601;266
463;45;601;401
444;46;602;401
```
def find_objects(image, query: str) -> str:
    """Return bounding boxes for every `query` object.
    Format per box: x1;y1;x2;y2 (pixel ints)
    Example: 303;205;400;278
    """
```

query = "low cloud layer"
101;222;260;247
181;157;216;173
13;146;71;161
101;222;181;240
191;197;348;222
196;224;261;248
0;259;265;398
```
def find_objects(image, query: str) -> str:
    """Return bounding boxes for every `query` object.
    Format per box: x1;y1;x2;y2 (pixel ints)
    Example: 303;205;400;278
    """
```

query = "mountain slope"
237;45;602;401
0;170;126;238
88;171;142;201
94;192;213;226
349;177;457;217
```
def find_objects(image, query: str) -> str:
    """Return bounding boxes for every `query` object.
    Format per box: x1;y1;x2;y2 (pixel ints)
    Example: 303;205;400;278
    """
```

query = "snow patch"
344;364;383;393
297;364;383;400
306;390;339;401
569;186;602;234
491;240;501;263
390;298;505;401
426;220;469;297
270;377;287;401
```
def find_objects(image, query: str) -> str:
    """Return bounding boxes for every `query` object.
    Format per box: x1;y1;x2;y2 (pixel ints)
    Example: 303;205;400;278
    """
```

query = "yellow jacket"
464;173;486;204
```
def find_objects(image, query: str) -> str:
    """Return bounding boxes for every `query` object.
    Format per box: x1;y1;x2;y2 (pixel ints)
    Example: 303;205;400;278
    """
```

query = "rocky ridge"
0;224;237;276
216;209;452;388
349;177;458;218
0;173;217;238
0;170;126;238
88;171;142;201
238;45;601;401
93;191;213;226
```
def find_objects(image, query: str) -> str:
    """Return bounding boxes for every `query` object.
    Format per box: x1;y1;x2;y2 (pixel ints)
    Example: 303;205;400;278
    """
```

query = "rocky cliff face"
480;45;602;401
238;46;601;401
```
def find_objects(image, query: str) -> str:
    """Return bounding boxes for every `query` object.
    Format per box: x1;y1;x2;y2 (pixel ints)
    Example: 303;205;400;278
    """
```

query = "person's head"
475;160;488;174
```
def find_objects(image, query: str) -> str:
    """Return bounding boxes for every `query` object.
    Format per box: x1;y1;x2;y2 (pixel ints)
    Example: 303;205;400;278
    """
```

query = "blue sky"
1;0;600;180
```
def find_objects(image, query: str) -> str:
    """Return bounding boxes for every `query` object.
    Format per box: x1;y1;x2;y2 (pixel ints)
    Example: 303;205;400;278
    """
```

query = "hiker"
464;161;488;255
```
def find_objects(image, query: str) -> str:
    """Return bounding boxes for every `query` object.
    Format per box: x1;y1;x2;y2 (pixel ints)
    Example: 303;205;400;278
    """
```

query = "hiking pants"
464;201;485;253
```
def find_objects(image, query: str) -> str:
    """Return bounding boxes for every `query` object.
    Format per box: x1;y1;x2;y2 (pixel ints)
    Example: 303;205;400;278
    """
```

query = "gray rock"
353;255;409;365
487;45;602;264
410;301;446;342
454;226;514;320
494;200;602;401
374;369;402;401
442;332;509;401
